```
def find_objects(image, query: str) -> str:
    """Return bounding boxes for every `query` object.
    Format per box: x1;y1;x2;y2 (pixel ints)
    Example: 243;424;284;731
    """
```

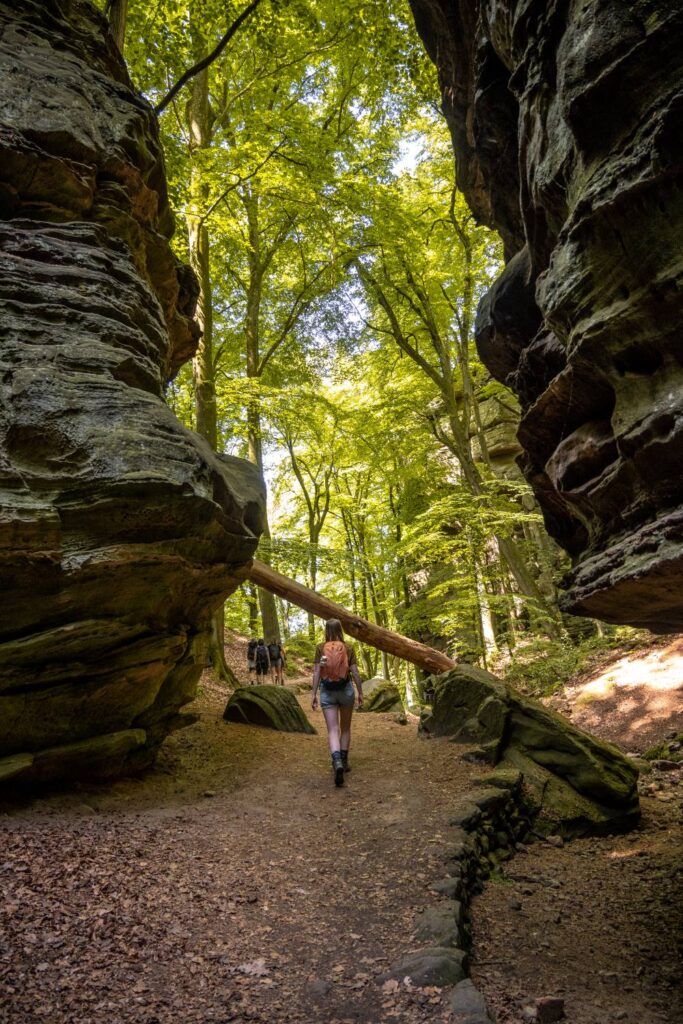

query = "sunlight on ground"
557;637;683;750
578;639;683;698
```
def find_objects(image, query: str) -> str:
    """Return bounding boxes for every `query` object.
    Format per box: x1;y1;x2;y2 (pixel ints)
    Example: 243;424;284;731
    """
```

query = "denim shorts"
320;681;355;710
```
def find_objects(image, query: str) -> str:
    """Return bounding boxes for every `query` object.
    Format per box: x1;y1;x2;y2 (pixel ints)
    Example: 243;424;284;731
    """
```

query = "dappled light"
1;0;681;1023
551;638;683;753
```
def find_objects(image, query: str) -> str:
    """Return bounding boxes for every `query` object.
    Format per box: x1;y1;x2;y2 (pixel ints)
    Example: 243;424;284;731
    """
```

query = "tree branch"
155;0;263;115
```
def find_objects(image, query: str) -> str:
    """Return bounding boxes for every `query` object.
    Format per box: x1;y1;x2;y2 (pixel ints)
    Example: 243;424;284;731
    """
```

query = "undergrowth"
499;626;650;697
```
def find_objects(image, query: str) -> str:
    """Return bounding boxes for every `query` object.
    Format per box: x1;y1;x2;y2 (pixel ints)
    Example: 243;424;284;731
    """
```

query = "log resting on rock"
248;559;456;676
0;0;264;787
409;0;683;630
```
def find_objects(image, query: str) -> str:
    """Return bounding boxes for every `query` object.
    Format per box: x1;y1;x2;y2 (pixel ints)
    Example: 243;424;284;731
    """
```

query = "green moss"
643;733;683;762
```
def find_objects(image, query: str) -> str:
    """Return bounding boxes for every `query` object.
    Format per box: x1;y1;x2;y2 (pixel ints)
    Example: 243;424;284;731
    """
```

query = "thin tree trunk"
248;559;456;675
183;54;232;680
242;191;281;644
108;0;128;51
246;581;260;635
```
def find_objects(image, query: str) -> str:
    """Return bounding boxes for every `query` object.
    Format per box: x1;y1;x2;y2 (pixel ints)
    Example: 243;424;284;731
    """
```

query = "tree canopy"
110;0;606;683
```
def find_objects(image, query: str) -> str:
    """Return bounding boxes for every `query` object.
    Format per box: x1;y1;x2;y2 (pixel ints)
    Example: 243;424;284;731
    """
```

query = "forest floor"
0;636;681;1024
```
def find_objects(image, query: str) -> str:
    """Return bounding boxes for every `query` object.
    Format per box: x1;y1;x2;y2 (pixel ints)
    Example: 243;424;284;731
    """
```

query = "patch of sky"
392;136;424;176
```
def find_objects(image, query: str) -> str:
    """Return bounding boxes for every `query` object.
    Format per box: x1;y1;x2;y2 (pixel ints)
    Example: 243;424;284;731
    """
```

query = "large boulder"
421;666;639;835
0;0;264;786
223;686;316;734
409;0;683;631
361;682;403;713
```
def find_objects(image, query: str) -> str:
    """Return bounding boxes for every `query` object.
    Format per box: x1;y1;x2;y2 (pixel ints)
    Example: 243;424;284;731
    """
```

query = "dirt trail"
0;678;485;1024
1;643;681;1024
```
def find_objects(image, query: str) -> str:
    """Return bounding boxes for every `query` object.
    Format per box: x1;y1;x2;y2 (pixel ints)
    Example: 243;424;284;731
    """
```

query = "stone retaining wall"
379;767;533;1023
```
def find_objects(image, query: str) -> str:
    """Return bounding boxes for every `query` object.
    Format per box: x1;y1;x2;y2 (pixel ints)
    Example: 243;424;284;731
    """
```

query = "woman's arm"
351;664;363;706
311;663;321;709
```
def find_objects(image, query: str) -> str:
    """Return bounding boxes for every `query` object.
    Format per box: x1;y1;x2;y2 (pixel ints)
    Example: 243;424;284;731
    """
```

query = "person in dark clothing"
247;638;258;677
254;639;270;681
311;619;363;786
268;640;286;685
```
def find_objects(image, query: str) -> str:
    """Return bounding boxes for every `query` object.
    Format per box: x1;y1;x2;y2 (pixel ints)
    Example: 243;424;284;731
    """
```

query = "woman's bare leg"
339;704;353;754
322;707;341;754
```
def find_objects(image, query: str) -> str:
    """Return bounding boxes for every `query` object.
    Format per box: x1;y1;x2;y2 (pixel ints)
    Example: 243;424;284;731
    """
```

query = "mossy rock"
223;686;316;734
421;665;640;836
361;682;403;713
0;729;149;788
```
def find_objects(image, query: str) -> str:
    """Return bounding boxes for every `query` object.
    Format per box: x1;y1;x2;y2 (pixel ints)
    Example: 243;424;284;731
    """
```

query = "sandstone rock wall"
410;0;683;630
0;0;264;785
420;665;640;836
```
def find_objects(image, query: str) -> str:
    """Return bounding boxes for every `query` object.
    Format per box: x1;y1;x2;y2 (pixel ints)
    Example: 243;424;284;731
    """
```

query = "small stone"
652;759;681;771
377;946;467;988
449;978;489;1018
203;790;216;798
545;834;564;848
306;979;332;998
613;1012;627;1021
521;1006;537;1022
449;801;482;829
431;877;461;899
508;898;522;911
535;996;565;1022
413;906;461;947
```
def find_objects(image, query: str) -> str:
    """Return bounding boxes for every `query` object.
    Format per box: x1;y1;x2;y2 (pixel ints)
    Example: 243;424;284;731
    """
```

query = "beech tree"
118;0;578;672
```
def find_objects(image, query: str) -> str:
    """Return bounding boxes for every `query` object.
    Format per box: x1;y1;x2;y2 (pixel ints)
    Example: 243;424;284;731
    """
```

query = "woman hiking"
311;619;363;787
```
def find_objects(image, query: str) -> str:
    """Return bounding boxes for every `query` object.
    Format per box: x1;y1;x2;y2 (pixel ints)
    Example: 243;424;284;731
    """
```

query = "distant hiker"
268;640;286;685
254;638;270;681
311;619;363;787
247;638;258;676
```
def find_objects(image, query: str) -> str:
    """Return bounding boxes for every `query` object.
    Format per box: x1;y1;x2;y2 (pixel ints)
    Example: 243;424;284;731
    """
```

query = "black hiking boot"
341;750;351;773
332;752;344;787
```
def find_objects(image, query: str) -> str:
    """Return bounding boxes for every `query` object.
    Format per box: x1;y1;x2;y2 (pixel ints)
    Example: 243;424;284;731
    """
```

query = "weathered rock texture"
421;666;640;835
410;0;683;630
223;687;316;735
360;681;404;713
0;0;264;785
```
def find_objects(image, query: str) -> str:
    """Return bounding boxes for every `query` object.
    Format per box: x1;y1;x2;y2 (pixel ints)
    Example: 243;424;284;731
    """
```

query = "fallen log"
247;558;456;676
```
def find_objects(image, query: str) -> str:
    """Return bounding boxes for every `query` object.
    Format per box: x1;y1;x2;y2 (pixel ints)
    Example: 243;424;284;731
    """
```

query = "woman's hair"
324;618;344;642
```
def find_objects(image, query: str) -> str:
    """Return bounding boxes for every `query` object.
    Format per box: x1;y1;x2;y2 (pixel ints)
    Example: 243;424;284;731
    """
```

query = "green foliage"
643;734;682;763
118;0;577;671
503;638;584;696
502;627;648;697
283;632;318;664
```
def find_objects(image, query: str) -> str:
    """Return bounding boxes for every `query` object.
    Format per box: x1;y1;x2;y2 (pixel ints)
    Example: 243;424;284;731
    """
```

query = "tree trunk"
248;559;456;675
209;611;239;687
243;191;281;644
256;517;281;643
185;54;228;678
245;581;260;635
108;0;128;51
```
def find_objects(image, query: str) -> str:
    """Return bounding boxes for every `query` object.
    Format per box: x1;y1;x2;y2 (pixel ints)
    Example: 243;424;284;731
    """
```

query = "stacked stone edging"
379;767;533;1022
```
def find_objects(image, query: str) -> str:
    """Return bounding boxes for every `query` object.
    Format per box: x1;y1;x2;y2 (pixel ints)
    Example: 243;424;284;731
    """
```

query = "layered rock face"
421;666;640;835
0;0;264;785
410;0;683;629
